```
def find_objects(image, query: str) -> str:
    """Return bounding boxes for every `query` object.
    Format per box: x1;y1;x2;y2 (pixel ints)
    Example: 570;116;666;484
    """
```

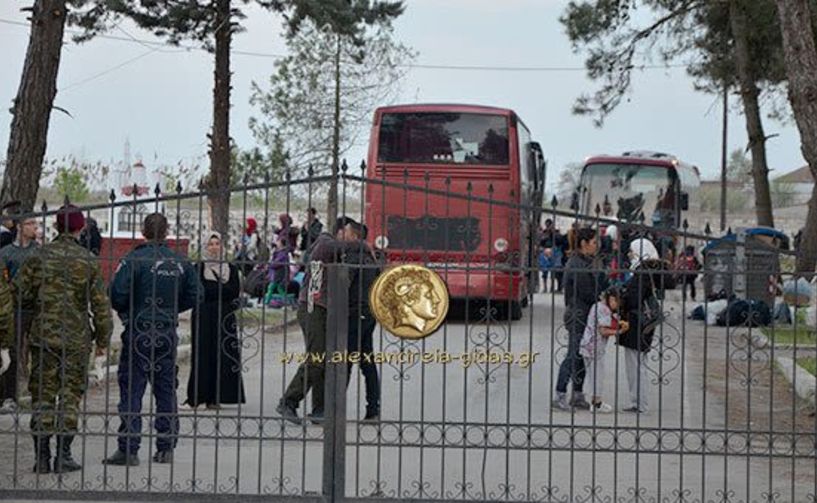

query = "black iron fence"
0;169;814;503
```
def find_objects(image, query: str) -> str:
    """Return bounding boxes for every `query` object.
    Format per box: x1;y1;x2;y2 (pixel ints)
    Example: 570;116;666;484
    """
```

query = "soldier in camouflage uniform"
0;278;15;389
14;205;113;474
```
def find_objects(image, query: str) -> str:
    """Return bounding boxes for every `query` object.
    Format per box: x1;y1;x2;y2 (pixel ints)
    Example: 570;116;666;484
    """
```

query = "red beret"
56;205;85;233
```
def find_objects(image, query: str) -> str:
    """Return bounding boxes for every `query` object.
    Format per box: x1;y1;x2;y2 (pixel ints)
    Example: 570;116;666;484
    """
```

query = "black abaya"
186;263;246;406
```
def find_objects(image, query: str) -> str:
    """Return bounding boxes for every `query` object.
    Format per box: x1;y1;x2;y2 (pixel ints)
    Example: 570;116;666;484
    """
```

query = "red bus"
364;104;546;319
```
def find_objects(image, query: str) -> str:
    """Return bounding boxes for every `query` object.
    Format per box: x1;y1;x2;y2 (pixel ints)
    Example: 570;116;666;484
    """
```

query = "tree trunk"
207;0;232;236
0;0;68;211
729;0;775;228
326;35;342;226
775;0;817;275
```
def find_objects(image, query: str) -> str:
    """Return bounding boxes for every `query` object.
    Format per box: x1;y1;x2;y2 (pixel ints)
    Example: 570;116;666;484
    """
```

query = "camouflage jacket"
0;279;12;349
13;233;113;350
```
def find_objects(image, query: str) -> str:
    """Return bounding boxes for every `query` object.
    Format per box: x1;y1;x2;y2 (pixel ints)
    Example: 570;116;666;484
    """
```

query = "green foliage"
232;140;288;186
763;327;817;346
798;357;817;376
249;20;415;176
727;149;752;183
559;0;802;125
770;179;797;208
89;1;405;49
698;184;749;213
53;167;90;203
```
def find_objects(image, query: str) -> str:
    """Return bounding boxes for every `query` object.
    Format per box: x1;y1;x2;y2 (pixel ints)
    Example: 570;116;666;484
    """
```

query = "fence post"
323;264;349;502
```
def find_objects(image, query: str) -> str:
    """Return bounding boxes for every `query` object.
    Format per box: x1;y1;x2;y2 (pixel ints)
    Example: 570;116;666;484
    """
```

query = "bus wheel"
510;301;523;321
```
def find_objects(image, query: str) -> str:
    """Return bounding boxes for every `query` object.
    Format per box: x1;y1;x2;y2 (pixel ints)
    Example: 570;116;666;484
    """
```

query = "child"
579;288;629;413
265;235;296;308
675;245;701;301
538;247;554;293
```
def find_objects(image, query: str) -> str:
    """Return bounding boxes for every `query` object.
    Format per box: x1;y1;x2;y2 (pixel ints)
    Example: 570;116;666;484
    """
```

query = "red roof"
775;166;814;184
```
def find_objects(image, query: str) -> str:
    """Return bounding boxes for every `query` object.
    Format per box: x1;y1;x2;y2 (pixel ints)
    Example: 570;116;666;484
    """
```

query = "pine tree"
249;20;414;224
95;0;404;235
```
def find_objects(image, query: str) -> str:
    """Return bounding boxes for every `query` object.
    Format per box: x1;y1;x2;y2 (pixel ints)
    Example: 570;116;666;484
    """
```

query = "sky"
0;0;807;192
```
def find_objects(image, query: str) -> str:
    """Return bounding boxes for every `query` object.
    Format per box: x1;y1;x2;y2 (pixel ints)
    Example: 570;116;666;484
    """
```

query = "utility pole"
720;82;729;232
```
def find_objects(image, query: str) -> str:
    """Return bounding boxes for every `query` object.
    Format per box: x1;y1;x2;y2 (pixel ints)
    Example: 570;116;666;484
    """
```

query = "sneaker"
152;450;173;464
591;402;613;413
571;396;591;410
551;395;570;411
276;400;301;425
306;409;324;425
0;398;17;414
622;406;647;414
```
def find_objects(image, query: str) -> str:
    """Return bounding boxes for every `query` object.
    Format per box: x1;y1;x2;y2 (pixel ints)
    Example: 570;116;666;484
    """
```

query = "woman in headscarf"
186;232;246;409
618;237;673;414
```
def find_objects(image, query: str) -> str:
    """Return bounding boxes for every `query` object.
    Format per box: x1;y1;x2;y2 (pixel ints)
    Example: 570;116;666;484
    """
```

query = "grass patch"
762;326;817;346
798;357;817;377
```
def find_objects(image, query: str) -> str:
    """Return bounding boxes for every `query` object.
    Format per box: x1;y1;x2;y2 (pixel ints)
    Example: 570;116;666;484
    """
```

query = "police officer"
13;205;113;473
104;213;201;466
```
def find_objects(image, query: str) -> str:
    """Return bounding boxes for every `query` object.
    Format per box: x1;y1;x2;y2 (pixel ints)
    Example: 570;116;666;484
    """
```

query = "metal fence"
0;169;814;503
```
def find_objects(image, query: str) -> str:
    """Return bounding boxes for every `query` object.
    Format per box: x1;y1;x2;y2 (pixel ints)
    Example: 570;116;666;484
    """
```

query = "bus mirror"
570;192;579;211
680;192;689;211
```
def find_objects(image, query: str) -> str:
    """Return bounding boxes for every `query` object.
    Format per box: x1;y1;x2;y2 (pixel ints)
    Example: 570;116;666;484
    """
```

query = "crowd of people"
0;193;779;475
542;220;679;414
0;201;381;473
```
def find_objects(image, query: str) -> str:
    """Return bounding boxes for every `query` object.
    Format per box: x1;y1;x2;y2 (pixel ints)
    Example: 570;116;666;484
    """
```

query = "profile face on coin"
369;265;449;339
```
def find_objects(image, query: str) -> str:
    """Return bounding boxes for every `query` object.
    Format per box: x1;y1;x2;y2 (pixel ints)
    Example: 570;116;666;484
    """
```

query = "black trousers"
347;314;379;414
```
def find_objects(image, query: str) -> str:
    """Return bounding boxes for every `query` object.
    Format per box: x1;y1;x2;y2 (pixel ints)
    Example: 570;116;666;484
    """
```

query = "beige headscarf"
203;231;231;283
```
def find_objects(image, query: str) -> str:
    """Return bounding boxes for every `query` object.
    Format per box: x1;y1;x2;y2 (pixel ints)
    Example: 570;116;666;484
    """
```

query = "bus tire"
510;301;523;321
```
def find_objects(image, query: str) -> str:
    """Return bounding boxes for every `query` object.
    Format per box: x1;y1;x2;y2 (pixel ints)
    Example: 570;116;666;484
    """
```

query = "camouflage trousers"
28;345;89;435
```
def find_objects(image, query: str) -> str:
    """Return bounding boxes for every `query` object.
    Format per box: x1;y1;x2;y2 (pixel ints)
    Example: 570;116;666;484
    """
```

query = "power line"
59;48;160;92
1;17;689;73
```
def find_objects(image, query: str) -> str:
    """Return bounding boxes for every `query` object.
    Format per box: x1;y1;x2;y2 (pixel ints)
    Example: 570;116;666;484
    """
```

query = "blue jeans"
555;328;585;395
116;329;179;454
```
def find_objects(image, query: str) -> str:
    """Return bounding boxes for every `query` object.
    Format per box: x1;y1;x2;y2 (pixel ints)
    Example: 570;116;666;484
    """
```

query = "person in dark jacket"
0;201;21;249
300;208;323;253
618;238;674;413
79;217;102;256
186;232;245;409
342;220;381;420
277;217;353;424
104;213;202;466
553;227;606;411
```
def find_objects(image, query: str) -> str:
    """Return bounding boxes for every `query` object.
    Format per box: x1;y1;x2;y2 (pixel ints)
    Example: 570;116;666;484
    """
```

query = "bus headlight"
374;235;389;250
493;238;509;253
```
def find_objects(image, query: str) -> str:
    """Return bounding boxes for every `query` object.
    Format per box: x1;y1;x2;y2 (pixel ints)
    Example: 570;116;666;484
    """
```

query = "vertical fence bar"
322;265;348;501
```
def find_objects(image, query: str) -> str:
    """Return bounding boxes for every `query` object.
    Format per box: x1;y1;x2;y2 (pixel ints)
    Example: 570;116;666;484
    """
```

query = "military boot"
53;435;82;473
32;435;51;474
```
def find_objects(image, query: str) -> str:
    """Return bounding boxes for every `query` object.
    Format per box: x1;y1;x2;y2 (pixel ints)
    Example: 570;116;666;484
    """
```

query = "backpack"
256;238;270;264
242;266;268;299
641;291;664;334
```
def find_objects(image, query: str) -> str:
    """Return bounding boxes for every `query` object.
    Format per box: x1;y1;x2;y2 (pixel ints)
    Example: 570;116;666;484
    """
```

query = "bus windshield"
377;112;509;165
581;163;678;227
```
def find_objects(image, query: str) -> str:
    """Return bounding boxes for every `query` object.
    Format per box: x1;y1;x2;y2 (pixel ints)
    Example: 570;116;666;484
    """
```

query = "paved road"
1;292;814;501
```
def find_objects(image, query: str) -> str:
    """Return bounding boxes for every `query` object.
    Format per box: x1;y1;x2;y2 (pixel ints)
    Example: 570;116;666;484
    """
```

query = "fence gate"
0;174;814;503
